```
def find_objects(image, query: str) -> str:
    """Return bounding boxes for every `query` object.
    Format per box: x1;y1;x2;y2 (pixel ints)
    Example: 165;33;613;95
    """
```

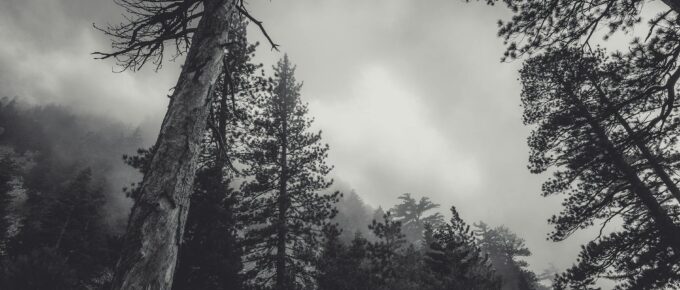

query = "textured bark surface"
111;1;232;289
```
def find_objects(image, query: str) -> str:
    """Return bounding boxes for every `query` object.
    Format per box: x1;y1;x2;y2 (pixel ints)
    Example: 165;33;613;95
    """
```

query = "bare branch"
94;0;279;71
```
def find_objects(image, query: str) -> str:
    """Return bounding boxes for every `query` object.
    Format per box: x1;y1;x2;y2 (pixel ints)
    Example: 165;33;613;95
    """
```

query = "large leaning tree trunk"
111;4;231;289
94;0;277;288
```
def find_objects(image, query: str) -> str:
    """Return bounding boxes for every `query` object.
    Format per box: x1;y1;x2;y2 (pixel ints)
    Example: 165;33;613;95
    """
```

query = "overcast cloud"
0;0;621;282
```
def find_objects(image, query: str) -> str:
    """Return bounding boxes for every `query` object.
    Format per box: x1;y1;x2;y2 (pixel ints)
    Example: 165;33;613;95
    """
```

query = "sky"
0;0;630;283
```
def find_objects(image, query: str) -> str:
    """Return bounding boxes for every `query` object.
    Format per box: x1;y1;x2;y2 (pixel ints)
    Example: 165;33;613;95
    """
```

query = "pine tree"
475;222;540;290
367;212;407;288
317;229;373;290
367;213;432;290
2;169;118;289
0;156;17;252
521;48;680;288
240;55;339;289
390;193;444;244
332;190;374;242
424;206;501;290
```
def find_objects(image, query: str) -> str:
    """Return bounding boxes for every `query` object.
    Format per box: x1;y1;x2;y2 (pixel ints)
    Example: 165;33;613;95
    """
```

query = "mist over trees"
0;99;146;288
3;0;680;289
0;95;548;289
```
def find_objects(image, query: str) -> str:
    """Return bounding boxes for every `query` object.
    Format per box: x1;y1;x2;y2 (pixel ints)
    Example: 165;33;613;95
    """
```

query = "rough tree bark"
111;1;234;289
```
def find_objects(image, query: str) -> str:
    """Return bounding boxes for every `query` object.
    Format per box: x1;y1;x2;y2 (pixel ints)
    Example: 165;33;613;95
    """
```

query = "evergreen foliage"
521;47;680;288
239;55;340;289
476;222;540;290
3;169;119;289
390;193;445;244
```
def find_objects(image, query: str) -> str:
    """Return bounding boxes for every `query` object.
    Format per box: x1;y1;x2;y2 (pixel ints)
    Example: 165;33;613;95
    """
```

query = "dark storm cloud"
0;0;619;284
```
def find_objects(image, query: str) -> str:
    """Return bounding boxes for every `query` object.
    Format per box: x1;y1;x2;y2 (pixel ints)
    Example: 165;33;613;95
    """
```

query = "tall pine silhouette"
240;55;339;290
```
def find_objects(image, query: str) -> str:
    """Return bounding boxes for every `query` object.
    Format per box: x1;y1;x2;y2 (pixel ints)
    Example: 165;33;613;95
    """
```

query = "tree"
0;156;17;253
390;193;444;244
94;1;276;287
476;0;680;60
172;14;264;290
424;206;502;290
316;225;371;290
520;48;680;288
2;169;119;289
476;0;680;199
239;55;339;289
470;1;680;287
120;14;264;289
333;190;374;242
367;213;408;288
317;225;347;290
476;0;680;205
317;229;377;290
172;169;243;290
475;223;540;290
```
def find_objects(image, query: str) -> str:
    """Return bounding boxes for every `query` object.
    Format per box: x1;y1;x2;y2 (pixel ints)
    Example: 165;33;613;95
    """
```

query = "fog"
0;0;627;283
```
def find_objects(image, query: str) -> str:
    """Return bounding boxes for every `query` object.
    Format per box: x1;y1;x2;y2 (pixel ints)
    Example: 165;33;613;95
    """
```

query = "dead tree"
94;0;276;289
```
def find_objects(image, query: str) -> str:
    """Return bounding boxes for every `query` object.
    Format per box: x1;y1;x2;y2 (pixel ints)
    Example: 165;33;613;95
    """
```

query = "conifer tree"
424;206;501;290
0;156;17;251
390;193;445;244
332;190;374;242
521;48;680;288
2;169;118;289
475;223;540;290
367;213;408;288
317;225;351;290
239;55;339;290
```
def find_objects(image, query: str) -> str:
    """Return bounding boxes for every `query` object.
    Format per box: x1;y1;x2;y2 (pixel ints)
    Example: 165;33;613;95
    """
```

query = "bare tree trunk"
111;1;233;289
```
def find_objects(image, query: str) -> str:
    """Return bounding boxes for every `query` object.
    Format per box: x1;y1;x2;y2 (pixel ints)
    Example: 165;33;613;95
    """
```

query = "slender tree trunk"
569;91;680;252
591;81;680;204
276;104;289;290
111;1;233;289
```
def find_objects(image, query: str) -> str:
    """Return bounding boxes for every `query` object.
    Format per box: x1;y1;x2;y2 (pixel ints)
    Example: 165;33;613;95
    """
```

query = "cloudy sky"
0;0;630;282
